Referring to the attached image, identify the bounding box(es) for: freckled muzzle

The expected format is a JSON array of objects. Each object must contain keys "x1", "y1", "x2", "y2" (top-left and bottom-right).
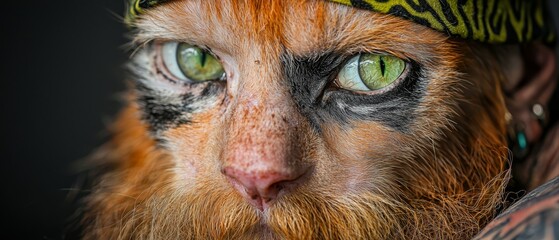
[{"x1": 219, "y1": 89, "x2": 313, "y2": 211}]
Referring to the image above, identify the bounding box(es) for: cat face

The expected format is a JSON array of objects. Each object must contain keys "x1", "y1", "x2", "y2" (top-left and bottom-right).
[{"x1": 84, "y1": 1, "x2": 510, "y2": 239}]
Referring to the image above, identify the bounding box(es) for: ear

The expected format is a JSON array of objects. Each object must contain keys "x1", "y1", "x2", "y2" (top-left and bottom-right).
[{"x1": 506, "y1": 43, "x2": 557, "y2": 144}]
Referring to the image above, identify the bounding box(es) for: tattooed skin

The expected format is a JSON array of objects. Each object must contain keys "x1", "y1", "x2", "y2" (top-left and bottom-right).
[{"x1": 474, "y1": 177, "x2": 559, "y2": 240}]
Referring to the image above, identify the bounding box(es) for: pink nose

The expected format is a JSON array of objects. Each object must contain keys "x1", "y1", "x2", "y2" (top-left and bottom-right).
[{"x1": 223, "y1": 167, "x2": 307, "y2": 210}]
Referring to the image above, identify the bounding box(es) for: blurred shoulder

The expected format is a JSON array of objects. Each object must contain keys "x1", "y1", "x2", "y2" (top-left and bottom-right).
[{"x1": 474, "y1": 177, "x2": 559, "y2": 240}]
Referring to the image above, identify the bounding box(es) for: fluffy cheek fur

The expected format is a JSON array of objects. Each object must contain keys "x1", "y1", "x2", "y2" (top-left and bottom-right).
[{"x1": 82, "y1": 1, "x2": 511, "y2": 239}]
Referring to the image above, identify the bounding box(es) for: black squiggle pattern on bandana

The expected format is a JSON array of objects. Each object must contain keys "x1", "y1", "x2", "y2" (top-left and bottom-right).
[
  {"x1": 329, "y1": 0, "x2": 556, "y2": 44},
  {"x1": 125, "y1": 0, "x2": 556, "y2": 44}
]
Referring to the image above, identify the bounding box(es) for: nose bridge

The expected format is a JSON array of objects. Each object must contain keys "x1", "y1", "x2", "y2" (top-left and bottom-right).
[
  {"x1": 225, "y1": 85, "x2": 296, "y2": 174},
  {"x1": 220, "y1": 53, "x2": 311, "y2": 209},
  {"x1": 223, "y1": 47, "x2": 300, "y2": 169}
]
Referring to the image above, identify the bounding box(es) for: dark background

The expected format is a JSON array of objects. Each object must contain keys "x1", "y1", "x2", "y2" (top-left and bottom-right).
[
  {"x1": 2, "y1": 1, "x2": 127, "y2": 239},
  {"x1": 1, "y1": 1, "x2": 558, "y2": 239}
]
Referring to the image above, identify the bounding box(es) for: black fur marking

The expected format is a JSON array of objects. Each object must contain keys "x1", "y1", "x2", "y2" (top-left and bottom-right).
[
  {"x1": 135, "y1": 81, "x2": 194, "y2": 133},
  {"x1": 126, "y1": 48, "x2": 224, "y2": 137},
  {"x1": 200, "y1": 82, "x2": 223, "y2": 98},
  {"x1": 135, "y1": 81, "x2": 224, "y2": 135},
  {"x1": 283, "y1": 52, "x2": 344, "y2": 131},
  {"x1": 283, "y1": 52, "x2": 425, "y2": 133}
]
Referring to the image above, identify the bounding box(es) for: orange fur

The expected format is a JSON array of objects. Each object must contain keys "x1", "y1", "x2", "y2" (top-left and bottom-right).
[{"x1": 82, "y1": 1, "x2": 513, "y2": 239}]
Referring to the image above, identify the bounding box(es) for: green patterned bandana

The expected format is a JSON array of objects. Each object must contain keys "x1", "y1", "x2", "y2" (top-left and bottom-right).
[
  {"x1": 126, "y1": 0, "x2": 556, "y2": 44},
  {"x1": 126, "y1": 0, "x2": 169, "y2": 23}
]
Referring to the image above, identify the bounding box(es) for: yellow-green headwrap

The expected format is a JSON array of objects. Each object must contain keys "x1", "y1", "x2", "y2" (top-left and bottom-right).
[
  {"x1": 126, "y1": 0, "x2": 556, "y2": 44},
  {"x1": 126, "y1": 0, "x2": 169, "y2": 24}
]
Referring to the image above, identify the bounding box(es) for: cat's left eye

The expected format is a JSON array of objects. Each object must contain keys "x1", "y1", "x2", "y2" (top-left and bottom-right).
[
  {"x1": 161, "y1": 42, "x2": 225, "y2": 82},
  {"x1": 336, "y1": 53, "x2": 407, "y2": 93}
]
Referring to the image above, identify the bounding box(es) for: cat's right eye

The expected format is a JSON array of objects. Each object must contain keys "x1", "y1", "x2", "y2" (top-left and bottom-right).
[{"x1": 160, "y1": 42, "x2": 225, "y2": 83}]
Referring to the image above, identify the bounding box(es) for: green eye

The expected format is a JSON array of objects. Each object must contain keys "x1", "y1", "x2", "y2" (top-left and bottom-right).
[
  {"x1": 161, "y1": 42, "x2": 225, "y2": 82},
  {"x1": 337, "y1": 53, "x2": 406, "y2": 92}
]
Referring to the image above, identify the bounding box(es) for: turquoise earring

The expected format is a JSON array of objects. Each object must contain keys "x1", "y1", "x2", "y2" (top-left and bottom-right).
[{"x1": 506, "y1": 112, "x2": 529, "y2": 161}]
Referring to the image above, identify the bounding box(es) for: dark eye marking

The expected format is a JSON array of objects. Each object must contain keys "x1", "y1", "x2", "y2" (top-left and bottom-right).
[
  {"x1": 126, "y1": 49, "x2": 224, "y2": 139},
  {"x1": 282, "y1": 51, "x2": 426, "y2": 133},
  {"x1": 135, "y1": 81, "x2": 194, "y2": 132},
  {"x1": 136, "y1": 81, "x2": 224, "y2": 138}
]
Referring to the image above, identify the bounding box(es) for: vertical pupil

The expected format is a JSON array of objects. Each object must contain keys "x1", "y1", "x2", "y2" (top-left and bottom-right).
[
  {"x1": 379, "y1": 56, "x2": 386, "y2": 76},
  {"x1": 200, "y1": 51, "x2": 206, "y2": 67}
]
